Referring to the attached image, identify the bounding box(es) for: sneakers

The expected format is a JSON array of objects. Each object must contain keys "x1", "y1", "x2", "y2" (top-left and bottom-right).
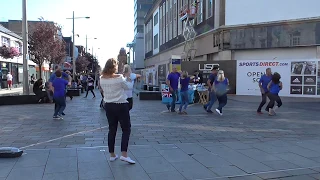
[
  {"x1": 109, "y1": 155, "x2": 135, "y2": 164},
  {"x1": 268, "y1": 108, "x2": 275, "y2": 116},
  {"x1": 53, "y1": 115, "x2": 63, "y2": 120},
  {"x1": 215, "y1": 109, "x2": 223, "y2": 116},
  {"x1": 206, "y1": 110, "x2": 213, "y2": 113},
  {"x1": 178, "y1": 111, "x2": 187, "y2": 115},
  {"x1": 110, "y1": 155, "x2": 118, "y2": 162},
  {"x1": 257, "y1": 111, "x2": 263, "y2": 115},
  {"x1": 120, "y1": 156, "x2": 136, "y2": 164}
]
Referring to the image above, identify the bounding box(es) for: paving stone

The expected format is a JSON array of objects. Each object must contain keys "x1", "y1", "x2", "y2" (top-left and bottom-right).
[
  {"x1": 238, "y1": 148, "x2": 281, "y2": 162},
  {"x1": 138, "y1": 156, "x2": 176, "y2": 173},
  {"x1": 279, "y1": 175, "x2": 316, "y2": 180},
  {"x1": 42, "y1": 171, "x2": 78, "y2": 180},
  {"x1": 14, "y1": 152, "x2": 49, "y2": 168},
  {"x1": 109, "y1": 162, "x2": 150, "y2": 180},
  {"x1": 274, "y1": 153, "x2": 319, "y2": 167},
  {"x1": 261, "y1": 160, "x2": 300, "y2": 170},
  {"x1": 308, "y1": 173, "x2": 320, "y2": 179},
  {"x1": 256, "y1": 171, "x2": 291, "y2": 179},
  {"x1": 229, "y1": 175, "x2": 262, "y2": 180},
  {"x1": 158, "y1": 149, "x2": 195, "y2": 163},
  {"x1": 175, "y1": 143, "x2": 209, "y2": 154},
  {"x1": 130, "y1": 148, "x2": 161, "y2": 158},
  {"x1": 192, "y1": 152, "x2": 232, "y2": 168},
  {"x1": 148, "y1": 171, "x2": 186, "y2": 180},
  {"x1": 210, "y1": 165, "x2": 247, "y2": 177},
  {"x1": 45, "y1": 157, "x2": 78, "y2": 173},
  {"x1": 172, "y1": 160, "x2": 218, "y2": 180},
  {"x1": 221, "y1": 141, "x2": 253, "y2": 150},
  {"x1": 284, "y1": 168, "x2": 318, "y2": 176},
  {"x1": 6, "y1": 166, "x2": 45, "y2": 180}
]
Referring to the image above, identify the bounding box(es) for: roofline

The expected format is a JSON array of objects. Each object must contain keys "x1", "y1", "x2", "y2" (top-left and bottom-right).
[
  {"x1": 144, "y1": 0, "x2": 162, "y2": 23},
  {"x1": 221, "y1": 16, "x2": 320, "y2": 29},
  {"x1": 0, "y1": 25, "x2": 22, "y2": 40}
]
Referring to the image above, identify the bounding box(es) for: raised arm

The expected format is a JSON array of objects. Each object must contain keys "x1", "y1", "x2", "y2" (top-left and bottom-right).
[
  {"x1": 121, "y1": 76, "x2": 134, "y2": 90},
  {"x1": 267, "y1": 81, "x2": 272, "y2": 91}
]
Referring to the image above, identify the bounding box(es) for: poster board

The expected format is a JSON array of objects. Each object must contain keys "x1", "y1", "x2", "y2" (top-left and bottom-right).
[{"x1": 236, "y1": 60, "x2": 320, "y2": 97}]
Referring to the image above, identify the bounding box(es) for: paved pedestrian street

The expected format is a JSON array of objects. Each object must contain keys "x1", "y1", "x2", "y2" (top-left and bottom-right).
[{"x1": 0, "y1": 93, "x2": 320, "y2": 180}]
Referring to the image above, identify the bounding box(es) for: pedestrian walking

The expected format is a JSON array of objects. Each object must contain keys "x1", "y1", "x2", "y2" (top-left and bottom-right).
[
  {"x1": 257, "y1": 68, "x2": 272, "y2": 114},
  {"x1": 123, "y1": 64, "x2": 141, "y2": 110},
  {"x1": 84, "y1": 75, "x2": 96, "y2": 98},
  {"x1": 203, "y1": 67, "x2": 219, "y2": 113},
  {"x1": 100, "y1": 58, "x2": 135, "y2": 164},
  {"x1": 6, "y1": 72, "x2": 13, "y2": 90},
  {"x1": 213, "y1": 70, "x2": 229, "y2": 116},
  {"x1": 52, "y1": 70, "x2": 68, "y2": 120},
  {"x1": 266, "y1": 72, "x2": 283, "y2": 116}
]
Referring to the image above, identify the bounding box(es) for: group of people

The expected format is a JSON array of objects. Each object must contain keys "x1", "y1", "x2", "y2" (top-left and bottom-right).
[
  {"x1": 166, "y1": 66, "x2": 230, "y2": 115},
  {"x1": 257, "y1": 68, "x2": 283, "y2": 116}
]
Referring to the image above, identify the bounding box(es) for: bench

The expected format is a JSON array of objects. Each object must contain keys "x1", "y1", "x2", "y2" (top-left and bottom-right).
[
  {"x1": 0, "y1": 95, "x2": 38, "y2": 106},
  {"x1": 139, "y1": 91, "x2": 162, "y2": 100},
  {"x1": 67, "y1": 89, "x2": 81, "y2": 96}
]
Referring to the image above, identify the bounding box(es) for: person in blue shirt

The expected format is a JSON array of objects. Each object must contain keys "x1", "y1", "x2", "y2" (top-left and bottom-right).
[
  {"x1": 203, "y1": 67, "x2": 219, "y2": 113},
  {"x1": 213, "y1": 70, "x2": 229, "y2": 115},
  {"x1": 52, "y1": 70, "x2": 68, "y2": 119},
  {"x1": 166, "y1": 66, "x2": 181, "y2": 112},
  {"x1": 49, "y1": 66, "x2": 71, "y2": 115},
  {"x1": 266, "y1": 72, "x2": 283, "y2": 116},
  {"x1": 178, "y1": 71, "x2": 194, "y2": 115},
  {"x1": 257, "y1": 68, "x2": 272, "y2": 114}
]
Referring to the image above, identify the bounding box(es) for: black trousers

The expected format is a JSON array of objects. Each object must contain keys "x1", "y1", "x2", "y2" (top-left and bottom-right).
[
  {"x1": 257, "y1": 92, "x2": 269, "y2": 112},
  {"x1": 105, "y1": 103, "x2": 131, "y2": 153},
  {"x1": 266, "y1": 93, "x2": 282, "y2": 109},
  {"x1": 127, "y1": 98, "x2": 133, "y2": 110}
]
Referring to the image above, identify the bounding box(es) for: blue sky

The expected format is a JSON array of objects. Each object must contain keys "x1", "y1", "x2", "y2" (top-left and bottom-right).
[{"x1": 1, "y1": 0, "x2": 134, "y2": 66}]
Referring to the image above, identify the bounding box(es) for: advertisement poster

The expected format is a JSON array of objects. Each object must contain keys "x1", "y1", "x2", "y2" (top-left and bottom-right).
[
  {"x1": 158, "y1": 64, "x2": 167, "y2": 85},
  {"x1": 236, "y1": 60, "x2": 319, "y2": 97},
  {"x1": 169, "y1": 58, "x2": 181, "y2": 72}
]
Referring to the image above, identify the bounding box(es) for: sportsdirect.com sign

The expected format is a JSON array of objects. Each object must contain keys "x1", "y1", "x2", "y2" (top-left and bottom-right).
[{"x1": 236, "y1": 60, "x2": 320, "y2": 97}]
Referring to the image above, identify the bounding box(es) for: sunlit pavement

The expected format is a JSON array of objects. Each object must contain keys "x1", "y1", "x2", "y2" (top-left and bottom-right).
[{"x1": 0, "y1": 91, "x2": 320, "y2": 180}]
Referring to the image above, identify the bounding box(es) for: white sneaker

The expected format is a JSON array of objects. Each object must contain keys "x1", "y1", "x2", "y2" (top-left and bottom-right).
[
  {"x1": 273, "y1": 106, "x2": 278, "y2": 114},
  {"x1": 120, "y1": 156, "x2": 136, "y2": 164},
  {"x1": 215, "y1": 109, "x2": 223, "y2": 116},
  {"x1": 110, "y1": 155, "x2": 118, "y2": 162},
  {"x1": 268, "y1": 108, "x2": 274, "y2": 116}
]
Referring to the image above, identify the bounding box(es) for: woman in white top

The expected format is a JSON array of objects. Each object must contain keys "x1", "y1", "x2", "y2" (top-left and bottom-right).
[
  {"x1": 123, "y1": 64, "x2": 141, "y2": 110},
  {"x1": 99, "y1": 58, "x2": 135, "y2": 164}
]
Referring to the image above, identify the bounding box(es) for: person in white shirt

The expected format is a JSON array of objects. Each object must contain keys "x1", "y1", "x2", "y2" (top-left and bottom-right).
[
  {"x1": 100, "y1": 58, "x2": 135, "y2": 164},
  {"x1": 6, "y1": 72, "x2": 13, "y2": 90},
  {"x1": 123, "y1": 64, "x2": 141, "y2": 110}
]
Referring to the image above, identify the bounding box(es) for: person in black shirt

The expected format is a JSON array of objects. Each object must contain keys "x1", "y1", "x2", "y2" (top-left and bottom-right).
[
  {"x1": 33, "y1": 78, "x2": 46, "y2": 103},
  {"x1": 193, "y1": 70, "x2": 203, "y2": 84},
  {"x1": 84, "y1": 75, "x2": 96, "y2": 98}
]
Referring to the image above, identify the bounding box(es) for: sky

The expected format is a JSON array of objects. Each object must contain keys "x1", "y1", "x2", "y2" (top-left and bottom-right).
[{"x1": 0, "y1": 0, "x2": 134, "y2": 66}]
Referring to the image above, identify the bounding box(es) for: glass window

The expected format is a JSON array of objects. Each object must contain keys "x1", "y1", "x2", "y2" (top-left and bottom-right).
[
  {"x1": 206, "y1": 0, "x2": 213, "y2": 19},
  {"x1": 154, "y1": 34, "x2": 159, "y2": 49},
  {"x1": 197, "y1": 0, "x2": 203, "y2": 24},
  {"x1": 154, "y1": 12, "x2": 159, "y2": 26}
]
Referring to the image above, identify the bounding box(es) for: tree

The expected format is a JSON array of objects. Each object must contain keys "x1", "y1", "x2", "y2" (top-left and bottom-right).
[
  {"x1": 50, "y1": 39, "x2": 66, "y2": 68},
  {"x1": 84, "y1": 52, "x2": 99, "y2": 73},
  {"x1": 28, "y1": 19, "x2": 65, "y2": 78},
  {"x1": 0, "y1": 46, "x2": 20, "y2": 59},
  {"x1": 76, "y1": 56, "x2": 90, "y2": 73}
]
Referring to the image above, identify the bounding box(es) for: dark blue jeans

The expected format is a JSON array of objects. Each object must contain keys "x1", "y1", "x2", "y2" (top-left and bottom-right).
[
  {"x1": 205, "y1": 91, "x2": 217, "y2": 110},
  {"x1": 167, "y1": 89, "x2": 178, "y2": 111},
  {"x1": 179, "y1": 91, "x2": 189, "y2": 112},
  {"x1": 53, "y1": 96, "x2": 66, "y2": 116},
  {"x1": 217, "y1": 94, "x2": 227, "y2": 113}
]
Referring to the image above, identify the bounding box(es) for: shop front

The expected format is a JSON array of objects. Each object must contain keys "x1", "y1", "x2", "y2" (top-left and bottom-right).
[{"x1": 236, "y1": 59, "x2": 320, "y2": 97}]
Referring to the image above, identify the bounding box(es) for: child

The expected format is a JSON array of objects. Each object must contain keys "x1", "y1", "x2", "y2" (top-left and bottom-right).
[
  {"x1": 52, "y1": 70, "x2": 68, "y2": 119},
  {"x1": 266, "y1": 72, "x2": 283, "y2": 116},
  {"x1": 178, "y1": 71, "x2": 194, "y2": 114}
]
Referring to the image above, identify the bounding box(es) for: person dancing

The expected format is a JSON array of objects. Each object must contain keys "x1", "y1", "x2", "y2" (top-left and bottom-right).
[
  {"x1": 123, "y1": 64, "x2": 141, "y2": 111},
  {"x1": 213, "y1": 70, "x2": 229, "y2": 116},
  {"x1": 178, "y1": 71, "x2": 194, "y2": 115},
  {"x1": 257, "y1": 68, "x2": 272, "y2": 114},
  {"x1": 266, "y1": 72, "x2": 283, "y2": 116},
  {"x1": 100, "y1": 58, "x2": 135, "y2": 164}
]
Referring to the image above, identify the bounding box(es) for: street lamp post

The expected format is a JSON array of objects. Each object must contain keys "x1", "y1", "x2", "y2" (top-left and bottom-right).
[
  {"x1": 66, "y1": 13, "x2": 90, "y2": 79},
  {"x1": 22, "y1": 0, "x2": 29, "y2": 95}
]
